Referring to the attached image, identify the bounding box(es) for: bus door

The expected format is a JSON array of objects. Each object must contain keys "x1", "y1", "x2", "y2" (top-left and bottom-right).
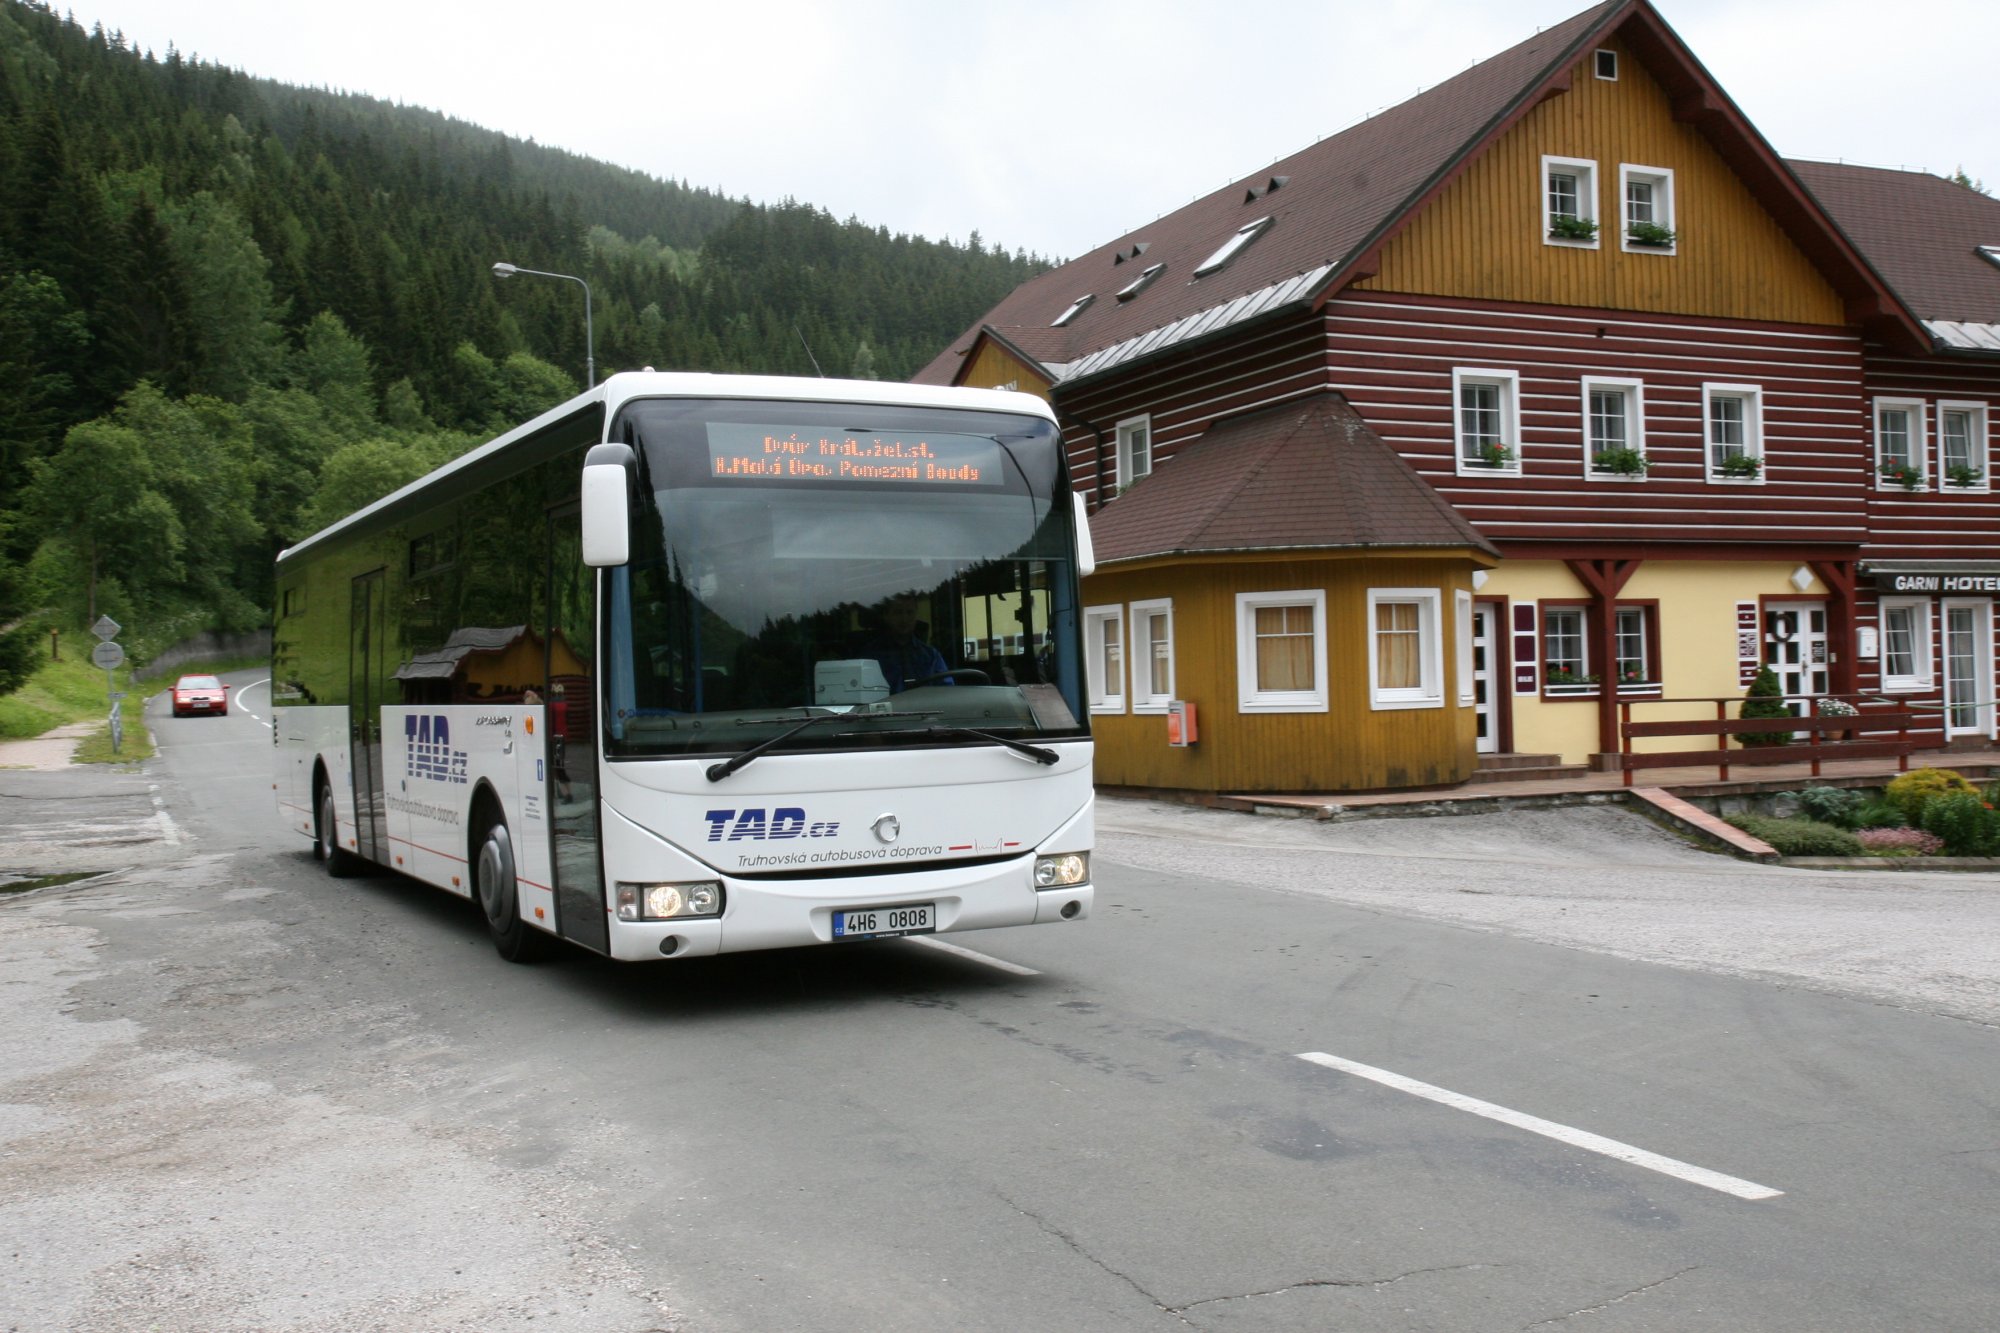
[
  {"x1": 348, "y1": 569, "x2": 389, "y2": 864},
  {"x1": 548, "y1": 504, "x2": 607, "y2": 952}
]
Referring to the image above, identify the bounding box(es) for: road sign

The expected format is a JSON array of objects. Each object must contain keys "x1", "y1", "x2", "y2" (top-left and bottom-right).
[
  {"x1": 91, "y1": 616, "x2": 121, "y2": 641},
  {"x1": 90, "y1": 640, "x2": 125, "y2": 670}
]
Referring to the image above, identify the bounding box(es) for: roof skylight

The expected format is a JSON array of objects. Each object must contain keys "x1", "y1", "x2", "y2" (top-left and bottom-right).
[
  {"x1": 1051, "y1": 293, "x2": 1095, "y2": 327},
  {"x1": 1979, "y1": 245, "x2": 2000, "y2": 272},
  {"x1": 1115, "y1": 263, "x2": 1165, "y2": 301},
  {"x1": 1193, "y1": 217, "x2": 1273, "y2": 277}
]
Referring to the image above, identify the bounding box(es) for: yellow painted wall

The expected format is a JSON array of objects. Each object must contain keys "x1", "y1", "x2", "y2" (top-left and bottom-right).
[
  {"x1": 961, "y1": 340, "x2": 1053, "y2": 400},
  {"x1": 1485, "y1": 559, "x2": 1831, "y2": 764},
  {"x1": 1356, "y1": 38, "x2": 1847, "y2": 325},
  {"x1": 1085, "y1": 552, "x2": 1485, "y2": 793}
]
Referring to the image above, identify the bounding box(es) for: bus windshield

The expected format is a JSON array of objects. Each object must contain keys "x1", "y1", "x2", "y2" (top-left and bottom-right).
[{"x1": 603, "y1": 397, "x2": 1088, "y2": 760}]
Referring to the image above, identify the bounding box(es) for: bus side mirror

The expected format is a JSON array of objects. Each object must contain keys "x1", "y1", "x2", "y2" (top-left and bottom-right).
[
  {"x1": 1072, "y1": 491, "x2": 1096, "y2": 578},
  {"x1": 581, "y1": 443, "x2": 635, "y2": 567}
]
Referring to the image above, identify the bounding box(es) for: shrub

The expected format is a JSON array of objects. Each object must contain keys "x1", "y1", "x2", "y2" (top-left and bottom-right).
[
  {"x1": 1792, "y1": 786, "x2": 1866, "y2": 828},
  {"x1": 1724, "y1": 814, "x2": 1865, "y2": 856},
  {"x1": 1883, "y1": 768, "x2": 1978, "y2": 826},
  {"x1": 1735, "y1": 667, "x2": 1794, "y2": 746},
  {"x1": 1918, "y1": 791, "x2": 2000, "y2": 857},
  {"x1": 1851, "y1": 800, "x2": 1908, "y2": 830},
  {"x1": 1857, "y1": 827, "x2": 1944, "y2": 856}
]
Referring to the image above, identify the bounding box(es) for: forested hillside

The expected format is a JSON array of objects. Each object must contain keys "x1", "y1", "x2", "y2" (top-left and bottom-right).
[{"x1": 0, "y1": 0, "x2": 1047, "y2": 686}]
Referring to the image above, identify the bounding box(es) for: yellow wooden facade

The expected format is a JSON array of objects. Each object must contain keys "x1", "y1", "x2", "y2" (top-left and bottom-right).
[
  {"x1": 1083, "y1": 552, "x2": 1485, "y2": 793},
  {"x1": 959, "y1": 338, "x2": 1053, "y2": 399},
  {"x1": 1354, "y1": 37, "x2": 1847, "y2": 326}
]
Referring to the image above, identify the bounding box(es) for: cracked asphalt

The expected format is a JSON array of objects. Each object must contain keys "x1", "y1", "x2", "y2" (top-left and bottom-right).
[{"x1": 3, "y1": 678, "x2": 1997, "y2": 1330}]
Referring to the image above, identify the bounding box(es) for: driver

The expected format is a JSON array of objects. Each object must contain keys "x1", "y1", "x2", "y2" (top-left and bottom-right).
[{"x1": 864, "y1": 596, "x2": 950, "y2": 693}]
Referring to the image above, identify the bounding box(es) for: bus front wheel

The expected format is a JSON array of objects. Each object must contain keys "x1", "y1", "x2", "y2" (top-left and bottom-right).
[
  {"x1": 316, "y1": 778, "x2": 361, "y2": 878},
  {"x1": 473, "y1": 808, "x2": 553, "y2": 963}
]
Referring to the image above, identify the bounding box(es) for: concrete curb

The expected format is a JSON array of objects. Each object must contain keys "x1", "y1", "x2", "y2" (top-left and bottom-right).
[{"x1": 1779, "y1": 856, "x2": 2000, "y2": 873}]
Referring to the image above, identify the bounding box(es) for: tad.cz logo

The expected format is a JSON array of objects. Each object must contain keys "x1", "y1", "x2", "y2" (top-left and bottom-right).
[
  {"x1": 406, "y1": 715, "x2": 468, "y2": 785},
  {"x1": 703, "y1": 808, "x2": 839, "y2": 842}
]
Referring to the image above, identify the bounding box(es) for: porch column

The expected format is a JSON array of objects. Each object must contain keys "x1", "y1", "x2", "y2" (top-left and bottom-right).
[
  {"x1": 1809, "y1": 559, "x2": 1858, "y2": 696},
  {"x1": 1565, "y1": 558, "x2": 1643, "y2": 762}
]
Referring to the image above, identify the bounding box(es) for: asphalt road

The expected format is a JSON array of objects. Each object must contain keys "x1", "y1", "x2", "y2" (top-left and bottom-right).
[{"x1": 3, "y1": 670, "x2": 1997, "y2": 1331}]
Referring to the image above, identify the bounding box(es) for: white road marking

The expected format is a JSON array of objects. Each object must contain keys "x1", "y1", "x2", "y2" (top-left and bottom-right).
[
  {"x1": 1296, "y1": 1052, "x2": 1782, "y2": 1201},
  {"x1": 146, "y1": 783, "x2": 185, "y2": 846},
  {"x1": 234, "y1": 677, "x2": 274, "y2": 729},
  {"x1": 906, "y1": 935, "x2": 1040, "y2": 976}
]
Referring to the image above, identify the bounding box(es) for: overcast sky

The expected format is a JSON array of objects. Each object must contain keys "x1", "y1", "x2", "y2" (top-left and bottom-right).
[{"x1": 75, "y1": 0, "x2": 2000, "y2": 261}]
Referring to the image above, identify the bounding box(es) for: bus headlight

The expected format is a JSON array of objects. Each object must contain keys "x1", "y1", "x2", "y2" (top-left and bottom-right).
[
  {"x1": 1034, "y1": 853, "x2": 1088, "y2": 888},
  {"x1": 616, "y1": 880, "x2": 724, "y2": 921}
]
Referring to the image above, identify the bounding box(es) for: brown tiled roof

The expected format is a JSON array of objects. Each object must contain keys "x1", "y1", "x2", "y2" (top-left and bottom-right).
[
  {"x1": 1788, "y1": 160, "x2": 2000, "y2": 326},
  {"x1": 915, "y1": 0, "x2": 1927, "y2": 388},
  {"x1": 1088, "y1": 395, "x2": 1498, "y2": 565}
]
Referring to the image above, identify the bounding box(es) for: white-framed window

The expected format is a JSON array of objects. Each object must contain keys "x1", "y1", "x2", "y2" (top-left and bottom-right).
[
  {"x1": 1084, "y1": 604, "x2": 1125, "y2": 713},
  {"x1": 1236, "y1": 589, "x2": 1328, "y2": 713},
  {"x1": 1543, "y1": 607, "x2": 1588, "y2": 680},
  {"x1": 1115, "y1": 414, "x2": 1151, "y2": 489},
  {"x1": 1874, "y1": 397, "x2": 1927, "y2": 491},
  {"x1": 1455, "y1": 590, "x2": 1475, "y2": 706},
  {"x1": 1879, "y1": 598, "x2": 1933, "y2": 690},
  {"x1": 1542, "y1": 155, "x2": 1600, "y2": 247},
  {"x1": 1703, "y1": 383, "x2": 1764, "y2": 482},
  {"x1": 1453, "y1": 367, "x2": 1522, "y2": 474},
  {"x1": 1368, "y1": 589, "x2": 1444, "y2": 711},
  {"x1": 1594, "y1": 49, "x2": 1618, "y2": 80},
  {"x1": 1582, "y1": 376, "x2": 1646, "y2": 478},
  {"x1": 1938, "y1": 400, "x2": 1989, "y2": 491},
  {"x1": 1129, "y1": 599, "x2": 1174, "y2": 713},
  {"x1": 1619, "y1": 164, "x2": 1676, "y2": 252},
  {"x1": 1615, "y1": 607, "x2": 1649, "y2": 683}
]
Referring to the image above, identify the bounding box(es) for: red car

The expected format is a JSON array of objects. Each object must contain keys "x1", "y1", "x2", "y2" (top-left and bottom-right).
[{"x1": 170, "y1": 674, "x2": 229, "y2": 717}]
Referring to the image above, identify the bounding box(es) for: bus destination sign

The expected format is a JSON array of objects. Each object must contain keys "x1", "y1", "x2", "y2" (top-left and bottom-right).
[{"x1": 705, "y1": 424, "x2": 1005, "y2": 486}]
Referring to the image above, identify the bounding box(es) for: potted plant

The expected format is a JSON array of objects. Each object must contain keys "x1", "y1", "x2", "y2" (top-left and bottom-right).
[
  {"x1": 1618, "y1": 665, "x2": 1649, "y2": 686},
  {"x1": 1549, "y1": 215, "x2": 1599, "y2": 241},
  {"x1": 1878, "y1": 458, "x2": 1925, "y2": 490},
  {"x1": 1470, "y1": 442, "x2": 1516, "y2": 468},
  {"x1": 1718, "y1": 454, "x2": 1762, "y2": 480},
  {"x1": 1946, "y1": 463, "x2": 1985, "y2": 488},
  {"x1": 1626, "y1": 221, "x2": 1677, "y2": 247},
  {"x1": 1735, "y1": 666, "x2": 1793, "y2": 745},
  {"x1": 1591, "y1": 447, "x2": 1650, "y2": 476},
  {"x1": 1815, "y1": 695, "x2": 1859, "y2": 741},
  {"x1": 1544, "y1": 666, "x2": 1600, "y2": 690}
]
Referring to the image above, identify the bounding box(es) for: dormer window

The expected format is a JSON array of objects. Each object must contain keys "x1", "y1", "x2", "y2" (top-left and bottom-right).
[
  {"x1": 1194, "y1": 217, "x2": 1272, "y2": 277},
  {"x1": 1116, "y1": 263, "x2": 1165, "y2": 301},
  {"x1": 1051, "y1": 294, "x2": 1094, "y2": 327}
]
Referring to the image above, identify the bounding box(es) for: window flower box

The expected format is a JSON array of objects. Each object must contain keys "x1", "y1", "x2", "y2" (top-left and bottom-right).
[
  {"x1": 1591, "y1": 447, "x2": 1650, "y2": 477},
  {"x1": 1878, "y1": 459, "x2": 1925, "y2": 490},
  {"x1": 1468, "y1": 442, "x2": 1516, "y2": 469},
  {"x1": 1548, "y1": 215, "x2": 1599, "y2": 241},
  {"x1": 1626, "y1": 221, "x2": 1677, "y2": 247},
  {"x1": 1716, "y1": 454, "x2": 1762, "y2": 480},
  {"x1": 1946, "y1": 464, "x2": 1985, "y2": 488}
]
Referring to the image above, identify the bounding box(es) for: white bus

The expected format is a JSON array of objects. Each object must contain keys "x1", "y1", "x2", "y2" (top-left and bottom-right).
[{"x1": 274, "y1": 372, "x2": 1095, "y2": 962}]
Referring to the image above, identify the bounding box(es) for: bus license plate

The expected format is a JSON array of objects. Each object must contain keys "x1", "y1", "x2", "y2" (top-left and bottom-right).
[{"x1": 832, "y1": 903, "x2": 935, "y2": 939}]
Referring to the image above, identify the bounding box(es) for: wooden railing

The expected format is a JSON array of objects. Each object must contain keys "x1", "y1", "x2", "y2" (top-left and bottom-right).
[{"x1": 1618, "y1": 695, "x2": 1936, "y2": 786}]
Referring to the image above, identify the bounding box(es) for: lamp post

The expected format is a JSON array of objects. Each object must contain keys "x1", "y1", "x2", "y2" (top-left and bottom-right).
[{"x1": 490, "y1": 261, "x2": 595, "y2": 387}]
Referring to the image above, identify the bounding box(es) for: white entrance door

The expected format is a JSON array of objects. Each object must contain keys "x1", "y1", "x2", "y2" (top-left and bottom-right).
[
  {"x1": 1471, "y1": 604, "x2": 1499, "y2": 754},
  {"x1": 1942, "y1": 601, "x2": 1994, "y2": 739},
  {"x1": 1762, "y1": 602, "x2": 1828, "y2": 713}
]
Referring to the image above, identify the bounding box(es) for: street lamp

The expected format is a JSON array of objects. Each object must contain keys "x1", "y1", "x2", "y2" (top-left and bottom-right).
[{"x1": 490, "y1": 261, "x2": 595, "y2": 387}]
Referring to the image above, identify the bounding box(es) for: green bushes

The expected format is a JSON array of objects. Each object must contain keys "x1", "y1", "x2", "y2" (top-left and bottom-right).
[
  {"x1": 1735, "y1": 667, "x2": 1794, "y2": 745},
  {"x1": 1725, "y1": 814, "x2": 1865, "y2": 856},
  {"x1": 1793, "y1": 786, "x2": 1867, "y2": 827},
  {"x1": 1919, "y1": 791, "x2": 2000, "y2": 856},
  {"x1": 1883, "y1": 768, "x2": 1979, "y2": 825}
]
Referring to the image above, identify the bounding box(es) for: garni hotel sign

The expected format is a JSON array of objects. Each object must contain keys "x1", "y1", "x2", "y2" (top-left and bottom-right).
[{"x1": 1876, "y1": 571, "x2": 2000, "y2": 594}]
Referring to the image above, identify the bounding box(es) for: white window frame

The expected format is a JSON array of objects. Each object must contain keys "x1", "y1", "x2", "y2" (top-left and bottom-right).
[
  {"x1": 1542, "y1": 155, "x2": 1600, "y2": 249},
  {"x1": 1879, "y1": 597, "x2": 1933, "y2": 691},
  {"x1": 1452, "y1": 367, "x2": 1522, "y2": 476},
  {"x1": 1194, "y1": 216, "x2": 1272, "y2": 277},
  {"x1": 1619, "y1": 164, "x2": 1677, "y2": 254},
  {"x1": 1594, "y1": 49, "x2": 1618, "y2": 80},
  {"x1": 1084, "y1": 604, "x2": 1126, "y2": 714},
  {"x1": 1115, "y1": 413, "x2": 1152, "y2": 489},
  {"x1": 1874, "y1": 396, "x2": 1927, "y2": 492},
  {"x1": 1937, "y1": 400, "x2": 1990, "y2": 492},
  {"x1": 1543, "y1": 607, "x2": 1588, "y2": 679},
  {"x1": 1129, "y1": 598, "x2": 1175, "y2": 714},
  {"x1": 1367, "y1": 588, "x2": 1444, "y2": 711},
  {"x1": 1455, "y1": 590, "x2": 1475, "y2": 707},
  {"x1": 1702, "y1": 383, "x2": 1765, "y2": 483},
  {"x1": 1236, "y1": 589, "x2": 1328, "y2": 713},
  {"x1": 1581, "y1": 375, "x2": 1646, "y2": 479}
]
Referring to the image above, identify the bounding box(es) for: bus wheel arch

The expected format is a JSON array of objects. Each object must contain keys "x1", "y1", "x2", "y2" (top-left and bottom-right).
[
  {"x1": 314, "y1": 762, "x2": 361, "y2": 878},
  {"x1": 469, "y1": 786, "x2": 552, "y2": 963}
]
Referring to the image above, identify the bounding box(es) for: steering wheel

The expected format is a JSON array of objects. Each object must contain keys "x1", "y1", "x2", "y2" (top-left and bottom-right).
[{"x1": 907, "y1": 668, "x2": 989, "y2": 687}]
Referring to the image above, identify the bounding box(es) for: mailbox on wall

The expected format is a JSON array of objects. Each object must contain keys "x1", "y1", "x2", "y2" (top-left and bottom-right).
[{"x1": 1167, "y1": 700, "x2": 1198, "y2": 747}]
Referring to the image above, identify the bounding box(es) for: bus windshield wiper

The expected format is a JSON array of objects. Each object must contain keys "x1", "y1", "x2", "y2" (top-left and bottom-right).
[
  {"x1": 706, "y1": 710, "x2": 938, "y2": 781},
  {"x1": 924, "y1": 726, "x2": 1060, "y2": 765}
]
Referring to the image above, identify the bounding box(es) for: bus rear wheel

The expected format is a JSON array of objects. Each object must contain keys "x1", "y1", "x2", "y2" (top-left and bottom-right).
[
  {"x1": 316, "y1": 778, "x2": 361, "y2": 878},
  {"x1": 473, "y1": 808, "x2": 553, "y2": 963}
]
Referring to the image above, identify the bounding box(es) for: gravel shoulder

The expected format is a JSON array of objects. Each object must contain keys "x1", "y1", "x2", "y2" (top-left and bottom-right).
[{"x1": 1096, "y1": 796, "x2": 2000, "y2": 1027}]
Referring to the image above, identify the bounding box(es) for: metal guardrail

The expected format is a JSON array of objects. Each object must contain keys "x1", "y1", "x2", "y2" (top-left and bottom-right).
[{"x1": 1618, "y1": 695, "x2": 1936, "y2": 787}]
